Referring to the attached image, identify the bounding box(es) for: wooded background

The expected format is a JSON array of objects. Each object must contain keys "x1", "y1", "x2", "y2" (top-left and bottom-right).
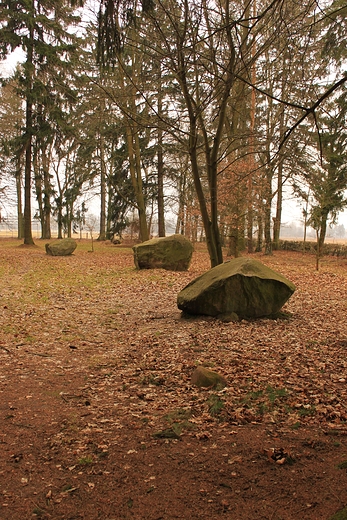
[{"x1": 0, "y1": 0, "x2": 346, "y2": 265}]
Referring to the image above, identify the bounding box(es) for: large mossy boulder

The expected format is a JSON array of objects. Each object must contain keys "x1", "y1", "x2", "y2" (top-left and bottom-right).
[
  {"x1": 133, "y1": 234, "x2": 194, "y2": 271},
  {"x1": 45, "y1": 238, "x2": 77, "y2": 256},
  {"x1": 177, "y1": 257, "x2": 295, "y2": 319}
]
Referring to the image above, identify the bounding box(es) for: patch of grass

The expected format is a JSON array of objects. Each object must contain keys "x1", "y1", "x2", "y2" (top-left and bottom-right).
[
  {"x1": 248, "y1": 389, "x2": 264, "y2": 400},
  {"x1": 266, "y1": 385, "x2": 287, "y2": 405},
  {"x1": 257, "y1": 402, "x2": 268, "y2": 415},
  {"x1": 297, "y1": 406, "x2": 316, "y2": 417},
  {"x1": 240, "y1": 385, "x2": 288, "y2": 416},
  {"x1": 290, "y1": 421, "x2": 301, "y2": 430},
  {"x1": 163, "y1": 407, "x2": 194, "y2": 435},
  {"x1": 153, "y1": 427, "x2": 181, "y2": 439},
  {"x1": 208, "y1": 394, "x2": 225, "y2": 417},
  {"x1": 240, "y1": 389, "x2": 263, "y2": 408},
  {"x1": 337, "y1": 460, "x2": 347, "y2": 470},
  {"x1": 2, "y1": 324, "x2": 16, "y2": 334},
  {"x1": 329, "y1": 506, "x2": 347, "y2": 520},
  {"x1": 61, "y1": 483, "x2": 74, "y2": 492},
  {"x1": 96, "y1": 450, "x2": 108, "y2": 459},
  {"x1": 165, "y1": 408, "x2": 191, "y2": 423},
  {"x1": 78, "y1": 455, "x2": 93, "y2": 465},
  {"x1": 32, "y1": 506, "x2": 46, "y2": 517}
]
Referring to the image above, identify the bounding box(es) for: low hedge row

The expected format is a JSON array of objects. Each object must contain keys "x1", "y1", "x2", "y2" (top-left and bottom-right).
[{"x1": 277, "y1": 240, "x2": 347, "y2": 256}]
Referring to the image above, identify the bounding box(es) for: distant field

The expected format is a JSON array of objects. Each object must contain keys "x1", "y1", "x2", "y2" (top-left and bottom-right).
[
  {"x1": 0, "y1": 232, "x2": 346, "y2": 245},
  {"x1": 283, "y1": 236, "x2": 347, "y2": 244},
  {"x1": 0, "y1": 230, "x2": 92, "y2": 239}
]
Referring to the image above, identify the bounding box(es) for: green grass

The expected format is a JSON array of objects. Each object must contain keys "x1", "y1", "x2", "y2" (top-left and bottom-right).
[
  {"x1": 266, "y1": 385, "x2": 287, "y2": 404},
  {"x1": 329, "y1": 506, "x2": 347, "y2": 520},
  {"x1": 162, "y1": 407, "x2": 194, "y2": 435},
  {"x1": 0, "y1": 239, "x2": 137, "y2": 309},
  {"x1": 297, "y1": 406, "x2": 316, "y2": 417},
  {"x1": 208, "y1": 394, "x2": 225, "y2": 417},
  {"x1": 240, "y1": 385, "x2": 288, "y2": 415},
  {"x1": 78, "y1": 455, "x2": 93, "y2": 465}
]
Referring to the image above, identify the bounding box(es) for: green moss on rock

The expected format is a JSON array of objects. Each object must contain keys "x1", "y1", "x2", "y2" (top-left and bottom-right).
[
  {"x1": 133, "y1": 234, "x2": 194, "y2": 271},
  {"x1": 191, "y1": 366, "x2": 227, "y2": 390},
  {"x1": 178, "y1": 257, "x2": 295, "y2": 318},
  {"x1": 45, "y1": 238, "x2": 77, "y2": 256}
]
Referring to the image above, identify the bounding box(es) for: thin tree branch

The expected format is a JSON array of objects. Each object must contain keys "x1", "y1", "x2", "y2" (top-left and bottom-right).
[{"x1": 279, "y1": 74, "x2": 347, "y2": 148}]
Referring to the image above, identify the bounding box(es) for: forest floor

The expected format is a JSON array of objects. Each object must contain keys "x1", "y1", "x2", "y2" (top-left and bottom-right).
[{"x1": 1, "y1": 238, "x2": 347, "y2": 520}]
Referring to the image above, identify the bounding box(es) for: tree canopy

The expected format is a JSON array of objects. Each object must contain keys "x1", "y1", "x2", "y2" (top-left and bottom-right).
[{"x1": 0, "y1": 0, "x2": 346, "y2": 261}]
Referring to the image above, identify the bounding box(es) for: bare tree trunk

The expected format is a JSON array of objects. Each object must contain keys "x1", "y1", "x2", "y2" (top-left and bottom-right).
[
  {"x1": 247, "y1": 180, "x2": 254, "y2": 253},
  {"x1": 273, "y1": 107, "x2": 285, "y2": 250},
  {"x1": 56, "y1": 197, "x2": 63, "y2": 239},
  {"x1": 23, "y1": 26, "x2": 35, "y2": 246},
  {"x1": 157, "y1": 66, "x2": 165, "y2": 237},
  {"x1": 315, "y1": 229, "x2": 320, "y2": 271},
  {"x1": 157, "y1": 138, "x2": 165, "y2": 237},
  {"x1": 228, "y1": 227, "x2": 239, "y2": 257},
  {"x1": 264, "y1": 169, "x2": 272, "y2": 255},
  {"x1": 24, "y1": 112, "x2": 34, "y2": 239},
  {"x1": 256, "y1": 212, "x2": 263, "y2": 252},
  {"x1": 33, "y1": 150, "x2": 44, "y2": 237},
  {"x1": 98, "y1": 133, "x2": 107, "y2": 240},
  {"x1": 273, "y1": 158, "x2": 284, "y2": 249},
  {"x1": 24, "y1": 113, "x2": 34, "y2": 245},
  {"x1": 124, "y1": 119, "x2": 149, "y2": 242},
  {"x1": 43, "y1": 150, "x2": 52, "y2": 239},
  {"x1": 247, "y1": 0, "x2": 257, "y2": 253},
  {"x1": 189, "y1": 137, "x2": 221, "y2": 266},
  {"x1": 117, "y1": 44, "x2": 149, "y2": 243},
  {"x1": 175, "y1": 160, "x2": 188, "y2": 235},
  {"x1": 319, "y1": 211, "x2": 328, "y2": 252},
  {"x1": 16, "y1": 157, "x2": 24, "y2": 239}
]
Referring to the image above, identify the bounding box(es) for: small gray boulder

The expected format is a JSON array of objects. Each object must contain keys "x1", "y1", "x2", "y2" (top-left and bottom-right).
[
  {"x1": 177, "y1": 257, "x2": 295, "y2": 319},
  {"x1": 133, "y1": 234, "x2": 193, "y2": 271},
  {"x1": 45, "y1": 238, "x2": 77, "y2": 256}
]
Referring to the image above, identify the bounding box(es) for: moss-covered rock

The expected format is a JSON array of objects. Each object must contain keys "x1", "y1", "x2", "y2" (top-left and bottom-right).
[
  {"x1": 177, "y1": 257, "x2": 295, "y2": 318},
  {"x1": 191, "y1": 366, "x2": 227, "y2": 389},
  {"x1": 45, "y1": 238, "x2": 77, "y2": 256},
  {"x1": 133, "y1": 234, "x2": 194, "y2": 271},
  {"x1": 329, "y1": 507, "x2": 347, "y2": 520}
]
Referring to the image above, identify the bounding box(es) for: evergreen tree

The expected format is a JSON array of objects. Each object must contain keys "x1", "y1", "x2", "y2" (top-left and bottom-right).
[
  {"x1": 0, "y1": 0, "x2": 84, "y2": 244},
  {"x1": 0, "y1": 77, "x2": 25, "y2": 237},
  {"x1": 296, "y1": 89, "x2": 347, "y2": 254}
]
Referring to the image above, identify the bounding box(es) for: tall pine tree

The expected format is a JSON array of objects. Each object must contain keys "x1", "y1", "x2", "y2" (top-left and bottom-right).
[{"x1": 0, "y1": 0, "x2": 84, "y2": 244}]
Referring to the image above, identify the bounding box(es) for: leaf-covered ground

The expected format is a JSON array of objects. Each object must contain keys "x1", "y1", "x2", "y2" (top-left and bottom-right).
[{"x1": 1, "y1": 239, "x2": 347, "y2": 520}]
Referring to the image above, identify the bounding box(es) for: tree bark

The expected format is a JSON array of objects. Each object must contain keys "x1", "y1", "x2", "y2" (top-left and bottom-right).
[
  {"x1": 157, "y1": 65, "x2": 165, "y2": 237},
  {"x1": 23, "y1": 32, "x2": 35, "y2": 246},
  {"x1": 98, "y1": 133, "x2": 107, "y2": 240},
  {"x1": 16, "y1": 156, "x2": 24, "y2": 239},
  {"x1": 124, "y1": 119, "x2": 149, "y2": 242}
]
